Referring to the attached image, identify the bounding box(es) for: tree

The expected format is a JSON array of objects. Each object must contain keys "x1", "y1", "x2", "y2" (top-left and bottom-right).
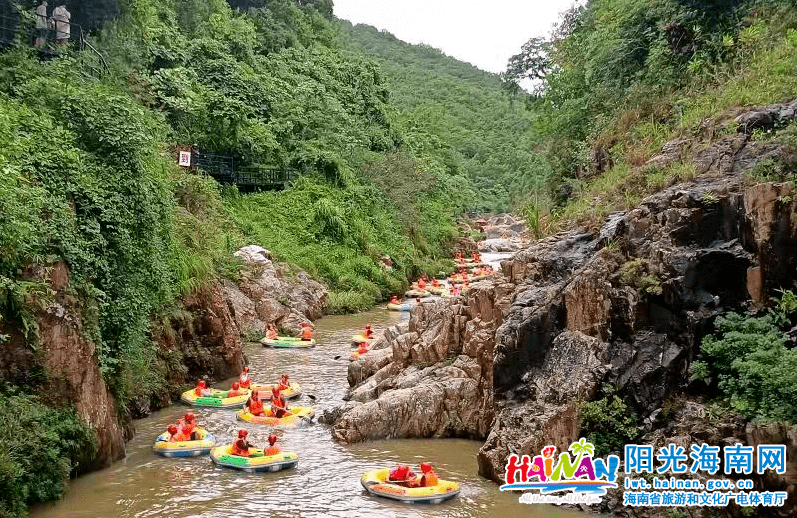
[{"x1": 503, "y1": 36, "x2": 552, "y2": 84}]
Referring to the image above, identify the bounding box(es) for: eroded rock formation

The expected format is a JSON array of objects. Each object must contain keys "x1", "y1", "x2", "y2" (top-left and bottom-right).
[
  {"x1": 326, "y1": 102, "x2": 797, "y2": 516},
  {"x1": 221, "y1": 245, "x2": 327, "y2": 336},
  {"x1": 0, "y1": 262, "x2": 125, "y2": 471}
]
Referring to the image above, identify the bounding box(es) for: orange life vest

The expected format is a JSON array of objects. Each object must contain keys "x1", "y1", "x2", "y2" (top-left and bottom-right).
[
  {"x1": 239, "y1": 373, "x2": 250, "y2": 389},
  {"x1": 170, "y1": 431, "x2": 189, "y2": 442},
  {"x1": 248, "y1": 398, "x2": 265, "y2": 416},
  {"x1": 267, "y1": 329, "x2": 278, "y2": 339},
  {"x1": 301, "y1": 328, "x2": 313, "y2": 340},
  {"x1": 227, "y1": 389, "x2": 242, "y2": 397},
  {"x1": 232, "y1": 439, "x2": 251, "y2": 457},
  {"x1": 264, "y1": 446, "x2": 281, "y2": 456},
  {"x1": 271, "y1": 394, "x2": 286, "y2": 415},
  {"x1": 422, "y1": 470, "x2": 439, "y2": 487}
]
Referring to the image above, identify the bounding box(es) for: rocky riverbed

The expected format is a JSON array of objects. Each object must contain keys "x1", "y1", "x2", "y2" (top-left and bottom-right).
[{"x1": 324, "y1": 101, "x2": 797, "y2": 516}]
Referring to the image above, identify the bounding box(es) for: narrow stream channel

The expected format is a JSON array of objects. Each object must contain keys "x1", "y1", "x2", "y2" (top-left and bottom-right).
[{"x1": 33, "y1": 253, "x2": 585, "y2": 518}]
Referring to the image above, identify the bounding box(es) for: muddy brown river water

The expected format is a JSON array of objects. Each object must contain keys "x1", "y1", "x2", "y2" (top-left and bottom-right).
[{"x1": 33, "y1": 254, "x2": 585, "y2": 518}]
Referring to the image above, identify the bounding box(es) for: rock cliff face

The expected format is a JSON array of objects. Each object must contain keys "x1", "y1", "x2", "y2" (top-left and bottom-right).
[
  {"x1": 0, "y1": 262, "x2": 126, "y2": 472},
  {"x1": 0, "y1": 244, "x2": 328, "y2": 473},
  {"x1": 326, "y1": 102, "x2": 797, "y2": 515},
  {"x1": 221, "y1": 245, "x2": 328, "y2": 336},
  {"x1": 139, "y1": 245, "x2": 327, "y2": 416}
]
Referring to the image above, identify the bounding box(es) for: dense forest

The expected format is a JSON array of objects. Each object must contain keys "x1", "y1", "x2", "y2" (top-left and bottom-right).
[
  {"x1": 338, "y1": 21, "x2": 545, "y2": 211},
  {"x1": 1, "y1": 0, "x2": 797, "y2": 515},
  {"x1": 503, "y1": 0, "x2": 797, "y2": 232}
]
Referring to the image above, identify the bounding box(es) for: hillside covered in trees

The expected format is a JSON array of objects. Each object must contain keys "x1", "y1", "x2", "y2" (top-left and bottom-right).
[
  {"x1": 502, "y1": 0, "x2": 797, "y2": 233},
  {"x1": 2, "y1": 0, "x2": 797, "y2": 515},
  {"x1": 338, "y1": 21, "x2": 545, "y2": 212},
  {"x1": 0, "y1": 1, "x2": 473, "y2": 514}
]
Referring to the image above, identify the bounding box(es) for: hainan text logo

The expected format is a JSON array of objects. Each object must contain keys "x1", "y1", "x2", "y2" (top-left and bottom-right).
[{"x1": 500, "y1": 438, "x2": 619, "y2": 505}]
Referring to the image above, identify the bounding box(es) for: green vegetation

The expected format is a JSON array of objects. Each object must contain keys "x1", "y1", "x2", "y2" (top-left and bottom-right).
[
  {"x1": 502, "y1": 0, "x2": 797, "y2": 229},
  {"x1": 0, "y1": 393, "x2": 96, "y2": 518},
  {"x1": 0, "y1": 2, "x2": 475, "y2": 512},
  {"x1": 690, "y1": 290, "x2": 797, "y2": 423},
  {"x1": 577, "y1": 386, "x2": 640, "y2": 457},
  {"x1": 338, "y1": 21, "x2": 544, "y2": 212},
  {"x1": 621, "y1": 258, "x2": 663, "y2": 295}
]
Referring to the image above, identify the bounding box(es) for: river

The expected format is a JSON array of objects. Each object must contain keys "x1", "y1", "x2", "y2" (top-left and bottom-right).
[{"x1": 33, "y1": 253, "x2": 585, "y2": 518}]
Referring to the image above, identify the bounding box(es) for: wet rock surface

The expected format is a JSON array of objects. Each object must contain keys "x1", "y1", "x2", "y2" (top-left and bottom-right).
[
  {"x1": 325, "y1": 104, "x2": 797, "y2": 516},
  {"x1": 0, "y1": 262, "x2": 125, "y2": 472},
  {"x1": 222, "y1": 246, "x2": 327, "y2": 336}
]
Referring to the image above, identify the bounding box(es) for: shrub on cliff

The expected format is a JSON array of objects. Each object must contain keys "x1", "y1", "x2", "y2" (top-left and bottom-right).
[
  {"x1": 0, "y1": 393, "x2": 96, "y2": 518},
  {"x1": 691, "y1": 290, "x2": 797, "y2": 423},
  {"x1": 577, "y1": 386, "x2": 640, "y2": 457}
]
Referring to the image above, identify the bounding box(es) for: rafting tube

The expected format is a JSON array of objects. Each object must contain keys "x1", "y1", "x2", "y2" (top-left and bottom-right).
[
  {"x1": 426, "y1": 286, "x2": 445, "y2": 295},
  {"x1": 387, "y1": 303, "x2": 413, "y2": 311},
  {"x1": 180, "y1": 388, "x2": 251, "y2": 408},
  {"x1": 405, "y1": 290, "x2": 430, "y2": 298},
  {"x1": 261, "y1": 336, "x2": 316, "y2": 348},
  {"x1": 249, "y1": 382, "x2": 302, "y2": 400},
  {"x1": 360, "y1": 468, "x2": 460, "y2": 504},
  {"x1": 152, "y1": 428, "x2": 215, "y2": 458},
  {"x1": 210, "y1": 445, "x2": 298, "y2": 473},
  {"x1": 236, "y1": 406, "x2": 315, "y2": 427}
]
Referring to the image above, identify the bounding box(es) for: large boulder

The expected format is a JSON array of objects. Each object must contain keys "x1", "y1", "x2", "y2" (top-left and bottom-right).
[{"x1": 222, "y1": 246, "x2": 328, "y2": 336}]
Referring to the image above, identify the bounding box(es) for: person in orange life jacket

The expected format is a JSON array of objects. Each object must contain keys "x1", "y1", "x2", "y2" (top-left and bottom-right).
[
  {"x1": 270, "y1": 386, "x2": 288, "y2": 418},
  {"x1": 278, "y1": 373, "x2": 290, "y2": 391},
  {"x1": 227, "y1": 381, "x2": 244, "y2": 397},
  {"x1": 390, "y1": 295, "x2": 400, "y2": 304},
  {"x1": 406, "y1": 462, "x2": 439, "y2": 487},
  {"x1": 178, "y1": 412, "x2": 200, "y2": 440},
  {"x1": 388, "y1": 464, "x2": 417, "y2": 485},
  {"x1": 450, "y1": 284, "x2": 459, "y2": 296},
  {"x1": 300, "y1": 322, "x2": 313, "y2": 341},
  {"x1": 455, "y1": 251, "x2": 462, "y2": 261},
  {"x1": 355, "y1": 341, "x2": 368, "y2": 355},
  {"x1": 266, "y1": 324, "x2": 279, "y2": 340},
  {"x1": 417, "y1": 278, "x2": 426, "y2": 290},
  {"x1": 231, "y1": 429, "x2": 254, "y2": 457},
  {"x1": 246, "y1": 390, "x2": 266, "y2": 416},
  {"x1": 166, "y1": 424, "x2": 184, "y2": 442},
  {"x1": 194, "y1": 380, "x2": 212, "y2": 397},
  {"x1": 238, "y1": 367, "x2": 251, "y2": 389},
  {"x1": 431, "y1": 278, "x2": 440, "y2": 287},
  {"x1": 363, "y1": 324, "x2": 374, "y2": 339},
  {"x1": 264, "y1": 433, "x2": 281, "y2": 456}
]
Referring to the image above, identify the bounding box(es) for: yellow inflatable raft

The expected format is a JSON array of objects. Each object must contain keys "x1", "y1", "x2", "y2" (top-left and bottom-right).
[
  {"x1": 261, "y1": 336, "x2": 316, "y2": 348},
  {"x1": 360, "y1": 468, "x2": 460, "y2": 504},
  {"x1": 210, "y1": 445, "x2": 298, "y2": 473},
  {"x1": 180, "y1": 388, "x2": 251, "y2": 409},
  {"x1": 426, "y1": 286, "x2": 446, "y2": 295},
  {"x1": 236, "y1": 406, "x2": 315, "y2": 427},
  {"x1": 405, "y1": 290, "x2": 430, "y2": 298},
  {"x1": 387, "y1": 302, "x2": 413, "y2": 311},
  {"x1": 248, "y1": 382, "x2": 302, "y2": 399},
  {"x1": 152, "y1": 428, "x2": 215, "y2": 457}
]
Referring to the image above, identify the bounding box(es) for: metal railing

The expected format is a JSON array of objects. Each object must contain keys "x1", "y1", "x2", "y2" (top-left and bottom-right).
[
  {"x1": 192, "y1": 151, "x2": 291, "y2": 190},
  {"x1": 0, "y1": 11, "x2": 107, "y2": 72}
]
